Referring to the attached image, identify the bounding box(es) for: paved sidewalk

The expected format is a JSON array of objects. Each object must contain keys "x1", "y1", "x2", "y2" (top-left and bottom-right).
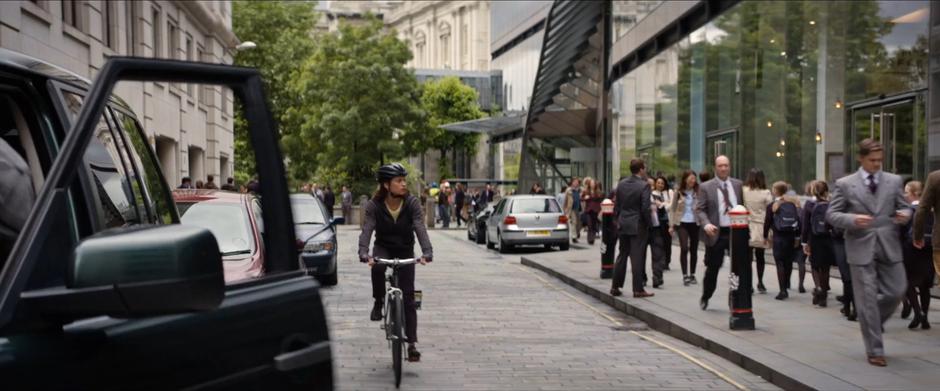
[{"x1": 520, "y1": 242, "x2": 940, "y2": 391}]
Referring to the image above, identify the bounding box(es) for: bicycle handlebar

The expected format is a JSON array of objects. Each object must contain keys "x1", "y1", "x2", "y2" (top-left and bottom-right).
[{"x1": 374, "y1": 257, "x2": 419, "y2": 266}]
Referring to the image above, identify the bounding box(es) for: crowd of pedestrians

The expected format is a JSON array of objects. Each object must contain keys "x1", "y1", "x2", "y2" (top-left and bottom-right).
[{"x1": 602, "y1": 138, "x2": 937, "y2": 368}]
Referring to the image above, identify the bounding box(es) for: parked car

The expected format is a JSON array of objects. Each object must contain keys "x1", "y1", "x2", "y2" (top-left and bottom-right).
[
  {"x1": 291, "y1": 193, "x2": 343, "y2": 285},
  {"x1": 467, "y1": 201, "x2": 495, "y2": 244},
  {"x1": 173, "y1": 190, "x2": 266, "y2": 283},
  {"x1": 485, "y1": 195, "x2": 570, "y2": 253},
  {"x1": 0, "y1": 50, "x2": 332, "y2": 389}
]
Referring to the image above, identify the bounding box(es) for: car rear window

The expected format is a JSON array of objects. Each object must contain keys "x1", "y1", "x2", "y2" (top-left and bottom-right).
[
  {"x1": 291, "y1": 199, "x2": 326, "y2": 225},
  {"x1": 178, "y1": 202, "x2": 255, "y2": 257},
  {"x1": 511, "y1": 198, "x2": 561, "y2": 214}
]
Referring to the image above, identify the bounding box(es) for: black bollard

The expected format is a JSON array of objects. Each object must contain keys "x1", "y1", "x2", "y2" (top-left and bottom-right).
[
  {"x1": 600, "y1": 199, "x2": 615, "y2": 279},
  {"x1": 729, "y1": 206, "x2": 755, "y2": 330}
]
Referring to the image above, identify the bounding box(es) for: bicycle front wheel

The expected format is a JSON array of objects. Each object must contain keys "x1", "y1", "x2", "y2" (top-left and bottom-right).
[{"x1": 390, "y1": 296, "x2": 404, "y2": 388}]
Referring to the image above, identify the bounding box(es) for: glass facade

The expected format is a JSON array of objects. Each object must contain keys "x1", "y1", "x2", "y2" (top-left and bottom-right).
[{"x1": 609, "y1": 0, "x2": 930, "y2": 186}]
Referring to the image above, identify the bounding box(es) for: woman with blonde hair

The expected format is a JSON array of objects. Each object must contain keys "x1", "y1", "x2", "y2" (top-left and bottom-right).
[{"x1": 764, "y1": 181, "x2": 802, "y2": 300}]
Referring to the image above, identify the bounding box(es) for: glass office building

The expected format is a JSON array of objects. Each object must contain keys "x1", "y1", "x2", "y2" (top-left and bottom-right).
[{"x1": 519, "y1": 0, "x2": 937, "y2": 192}]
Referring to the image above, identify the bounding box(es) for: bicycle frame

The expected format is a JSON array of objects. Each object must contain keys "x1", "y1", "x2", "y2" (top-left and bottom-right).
[{"x1": 375, "y1": 258, "x2": 416, "y2": 345}]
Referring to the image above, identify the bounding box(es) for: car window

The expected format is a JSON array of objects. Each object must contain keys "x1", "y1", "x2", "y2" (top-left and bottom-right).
[
  {"x1": 252, "y1": 198, "x2": 264, "y2": 234},
  {"x1": 63, "y1": 91, "x2": 146, "y2": 229},
  {"x1": 111, "y1": 109, "x2": 176, "y2": 224},
  {"x1": 511, "y1": 198, "x2": 561, "y2": 214},
  {"x1": 292, "y1": 199, "x2": 326, "y2": 225},
  {"x1": 495, "y1": 199, "x2": 507, "y2": 215},
  {"x1": 178, "y1": 202, "x2": 255, "y2": 257}
]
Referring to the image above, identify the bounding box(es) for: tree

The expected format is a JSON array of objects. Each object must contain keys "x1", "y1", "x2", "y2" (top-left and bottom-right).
[
  {"x1": 406, "y1": 76, "x2": 486, "y2": 177},
  {"x1": 232, "y1": 0, "x2": 318, "y2": 183},
  {"x1": 286, "y1": 17, "x2": 424, "y2": 188}
]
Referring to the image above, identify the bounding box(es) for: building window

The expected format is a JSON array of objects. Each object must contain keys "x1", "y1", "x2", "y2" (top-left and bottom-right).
[
  {"x1": 414, "y1": 32, "x2": 426, "y2": 68},
  {"x1": 62, "y1": 0, "x2": 82, "y2": 30},
  {"x1": 29, "y1": 0, "x2": 47, "y2": 11},
  {"x1": 103, "y1": 0, "x2": 117, "y2": 50},
  {"x1": 186, "y1": 35, "x2": 194, "y2": 96},
  {"x1": 125, "y1": 2, "x2": 137, "y2": 55},
  {"x1": 197, "y1": 45, "x2": 209, "y2": 106},
  {"x1": 151, "y1": 7, "x2": 162, "y2": 57},
  {"x1": 439, "y1": 23, "x2": 451, "y2": 69},
  {"x1": 167, "y1": 21, "x2": 179, "y2": 60}
]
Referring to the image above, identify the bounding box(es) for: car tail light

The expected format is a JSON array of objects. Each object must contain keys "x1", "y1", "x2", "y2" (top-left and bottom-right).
[
  {"x1": 558, "y1": 215, "x2": 568, "y2": 224},
  {"x1": 504, "y1": 215, "x2": 517, "y2": 225}
]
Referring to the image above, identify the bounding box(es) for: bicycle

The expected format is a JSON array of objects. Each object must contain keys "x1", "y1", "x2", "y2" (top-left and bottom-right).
[{"x1": 374, "y1": 257, "x2": 417, "y2": 388}]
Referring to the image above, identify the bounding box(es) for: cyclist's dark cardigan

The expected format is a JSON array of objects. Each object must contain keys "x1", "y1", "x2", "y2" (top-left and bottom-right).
[{"x1": 358, "y1": 194, "x2": 433, "y2": 261}]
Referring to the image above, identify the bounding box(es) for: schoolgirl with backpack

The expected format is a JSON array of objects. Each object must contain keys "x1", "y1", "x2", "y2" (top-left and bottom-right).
[
  {"x1": 901, "y1": 181, "x2": 933, "y2": 330},
  {"x1": 801, "y1": 181, "x2": 837, "y2": 308},
  {"x1": 764, "y1": 181, "x2": 802, "y2": 300}
]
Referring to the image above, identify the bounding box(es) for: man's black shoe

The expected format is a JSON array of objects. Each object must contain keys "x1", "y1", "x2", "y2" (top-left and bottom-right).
[
  {"x1": 901, "y1": 301, "x2": 912, "y2": 319},
  {"x1": 700, "y1": 297, "x2": 708, "y2": 310},
  {"x1": 370, "y1": 302, "x2": 383, "y2": 321},
  {"x1": 775, "y1": 291, "x2": 788, "y2": 300}
]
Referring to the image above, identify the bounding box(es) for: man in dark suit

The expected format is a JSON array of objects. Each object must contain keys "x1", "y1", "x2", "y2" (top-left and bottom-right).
[
  {"x1": 611, "y1": 158, "x2": 654, "y2": 298},
  {"x1": 695, "y1": 155, "x2": 744, "y2": 310}
]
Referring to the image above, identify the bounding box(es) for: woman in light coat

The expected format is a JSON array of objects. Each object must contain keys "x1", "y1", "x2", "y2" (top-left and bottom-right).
[{"x1": 743, "y1": 168, "x2": 773, "y2": 293}]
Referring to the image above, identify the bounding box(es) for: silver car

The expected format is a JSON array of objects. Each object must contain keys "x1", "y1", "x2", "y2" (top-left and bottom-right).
[{"x1": 485, "y1": 195, "x2": 570, "y2": 253}]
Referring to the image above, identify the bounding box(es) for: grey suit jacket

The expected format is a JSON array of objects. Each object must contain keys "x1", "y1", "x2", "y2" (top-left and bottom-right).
[
  {"x1": 614, "y1": 175, "x2": 651, "y2": 236},
  {"x1": 826, "y1": 170, "x2": 909, "y2": 265},
  {"x1": 695, "y1": 177, "x2": 744, "y2": 247}
]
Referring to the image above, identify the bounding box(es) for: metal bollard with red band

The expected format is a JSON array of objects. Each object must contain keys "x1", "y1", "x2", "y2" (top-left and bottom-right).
[
  {"x1": 599, "y1": 199, "x2": 616, "y2": 279},
  {"x1": 728, "y1": 205, "x2": 756, "y2": 330}
]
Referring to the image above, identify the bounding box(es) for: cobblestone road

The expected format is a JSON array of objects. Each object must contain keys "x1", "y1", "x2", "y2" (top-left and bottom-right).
[{"x1": 321, "y1": 226, "x2": 777, "y2": 390}]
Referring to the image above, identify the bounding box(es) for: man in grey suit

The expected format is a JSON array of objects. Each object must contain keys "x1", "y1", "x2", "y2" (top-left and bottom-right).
[
  {"x1": 610, "y1": 158, "x2": 655, "y2": 298},
  {"x1": 695, "y1": 155, "x2": 744, "y2": 310},
  {"x1": 826, "y1": 138, "x2": 910, "y2": 367}
]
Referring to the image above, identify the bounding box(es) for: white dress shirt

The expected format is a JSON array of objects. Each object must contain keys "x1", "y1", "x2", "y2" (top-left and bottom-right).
[{"x1": 716, "y1": 178, "x2": 738, "y2": 227}]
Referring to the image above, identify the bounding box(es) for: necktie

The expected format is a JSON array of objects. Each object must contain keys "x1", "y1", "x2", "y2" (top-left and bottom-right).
[
  {"x1": 867, "y1": 174, "x2": 877, "y2": 194},
  {"x1": 719, "y1": 182, "x2": 732, "y2": 213}
]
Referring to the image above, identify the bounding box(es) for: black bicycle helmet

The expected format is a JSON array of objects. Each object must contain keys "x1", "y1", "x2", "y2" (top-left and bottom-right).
[{"x1": 376, "y1": 163, "x2": 408, "y2": 182}]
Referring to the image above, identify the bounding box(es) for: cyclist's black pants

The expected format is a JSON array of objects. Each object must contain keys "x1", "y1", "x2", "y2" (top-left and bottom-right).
[{"x1": 372, "y1": 263, "x2": 418, "y2": 344}]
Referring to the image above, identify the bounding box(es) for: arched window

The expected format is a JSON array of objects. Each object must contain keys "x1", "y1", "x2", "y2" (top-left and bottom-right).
[
  {"x1": 438, "y1": 22, "x2": 451, "y2": 69},
  {"x1": 414, "y1": 31, "x2": 427, "y2": 68}
]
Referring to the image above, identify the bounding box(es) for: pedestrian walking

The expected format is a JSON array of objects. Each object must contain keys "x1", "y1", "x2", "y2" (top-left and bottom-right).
[
  {"x1": 802, "y1": 180, "x2": 837, "y2": 307},
  {"x1": 826, "y1": 138, "x2": 910, "y2": 367},
  {"x1": 195, "y1": 180, "x2": 205, "y2": 189},
  {"x1": 649, "y1": 176, "x2": 671, "y2": 288},
  {"x1": 178, "y1": 176, "x2": 193, "y2": 189},
  {"x1": 695, "y1": 155, "x2": 743, "y2": 310},
  {"x1": 529, "y1": 182, "x2": 546, "y2": 195},
  {"x1": 455, "y1": 183, "x2": 466, "y2": 227},
  {"x1": 205, "y1": 175, "x2": 219, "y2": 190},
  {"x1": 669, "y1": 170, "x2": 700, "y2": 286},
  {"x1": 323, "y1": 186, "x2": 336, "y2": 219},
  {"x1": 437, "y1": 184, "x2": 451, "y2": 228},
  {"x1": 482, "y1": 183, "x2": 495, "y2": 204},
  {"x1": 583, "y1": 179, "x2": 604, "y2": 245},
  {"x1": 764, "y1": 181, "x2": 801, "y2": 300},
  {"x1": 221, "y1": 177, "x2": 237, "y2": 191},
  {"x1": 743, "y1": 168, "x2": 773, "y2": 294},
  {"x1": 555, "y1": 186, "x2": 568, "y2": 213},
  {"x1": 610, "y1": 158, "x2": 654, "y2": 298},
  {"x1": 564, "y1": 177, "x2": 583, "y2": 243},
  {"x1": 793, "y1": 181, "x2": 816, "y2": 294},
  {"x1": 913, "y1": 169, "x2": 940, "y2": 284},
  {"x1": 699, "y1": 170, "x2": 713, "y2": 183},
  {"x1": 902, "y1": 181, "x2": 933, "y2": 330},
  {"x1": 341, "y1": 185, "x2": 353, "y2": 225}
]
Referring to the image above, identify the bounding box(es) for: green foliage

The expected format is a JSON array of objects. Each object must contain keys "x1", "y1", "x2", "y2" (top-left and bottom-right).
[
  {"x1": 232, "y1": 0, "x2": 318, "y2": 181},
  {"x1": 286, "y1": 17, "x2": 424, "y2": 185}
]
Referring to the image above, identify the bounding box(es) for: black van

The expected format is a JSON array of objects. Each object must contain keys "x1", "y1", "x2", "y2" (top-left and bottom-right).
[{"x1": 0, "y1": 49, "x2": 332, "y2": 389}]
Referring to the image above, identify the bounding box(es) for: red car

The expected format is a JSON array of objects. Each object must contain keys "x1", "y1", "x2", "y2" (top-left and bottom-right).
[{"x1": 173, "y1": 190, "x2": 265, "y2": 283}]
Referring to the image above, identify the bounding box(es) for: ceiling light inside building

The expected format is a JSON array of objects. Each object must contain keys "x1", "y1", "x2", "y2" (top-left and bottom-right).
[{"x1": 809, "y1": 20, "x2": 816, "y2": 25}]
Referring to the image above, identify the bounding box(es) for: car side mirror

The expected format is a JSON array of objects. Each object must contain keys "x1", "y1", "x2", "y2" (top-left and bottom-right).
[
  {"x1": 20, "y1": 225, "x2": 224, "y2": 319},
  {"x1": 330, "y1": 216, "x2": 345, "y2": 226}
]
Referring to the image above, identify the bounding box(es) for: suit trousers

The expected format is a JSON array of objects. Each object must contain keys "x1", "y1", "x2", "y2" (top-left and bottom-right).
[
  {"x1": 612, "y1": 231, "x2": 649, "y2": 293},
  {"x1": 649, "y1": 226, "x2": 667, "y2": 283},
  {"x1": 568, "y1": 210, "x2": 581, "y2": 239},
  {"x1": 849, "y1": 258, "x2": 906, "y2": 356},
  {"x1": 702, "y1": 228, "x2": 731, "y2": 301}
]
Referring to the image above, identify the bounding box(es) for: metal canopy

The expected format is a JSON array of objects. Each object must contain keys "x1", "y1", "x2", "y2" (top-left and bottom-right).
[{"x1": 439, "y1": 111, "x2": 526, "y2": 135}]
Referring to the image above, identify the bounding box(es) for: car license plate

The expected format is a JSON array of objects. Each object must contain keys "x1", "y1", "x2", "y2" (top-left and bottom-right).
[{"x1": 527, "y1": 230, "x2": 551, "y2": 237}]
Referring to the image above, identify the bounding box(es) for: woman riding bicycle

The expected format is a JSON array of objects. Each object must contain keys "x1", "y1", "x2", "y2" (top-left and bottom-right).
[{"x1": 359, "y1": 163, "x2": 433, "y2": 362}]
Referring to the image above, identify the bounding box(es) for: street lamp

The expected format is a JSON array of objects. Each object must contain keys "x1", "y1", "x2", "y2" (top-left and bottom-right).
[{"x1": 235, "y1": 41, "x2": 258, "y2": 51}]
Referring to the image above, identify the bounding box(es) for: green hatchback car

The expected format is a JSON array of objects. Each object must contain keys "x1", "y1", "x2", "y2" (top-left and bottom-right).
[{"x1": 0, "y1": 50, "x2": 332, "y2": 389}]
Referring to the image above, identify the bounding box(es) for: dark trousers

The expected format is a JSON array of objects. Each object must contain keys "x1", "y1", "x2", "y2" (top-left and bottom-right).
[
  {"x1": 586, "y1": 211, "x2": 599, "y2": 244},
  {"x1": 702, "y1": 228, "x2": 731, "y2": 301},
  {"x1": 455, "y1": 204, "x2": 464, "y2": 226},
  {"x1": 677, "y1": 222, "x2": 700, "y2": 276},
  {"x1": 612, "y1": 230, "x2": 649, "y2": 293},
  {"x1": 773, "y1": 233, "x2": 799, "y2": 291},
  {"x1": 649, "y1": 226, "x2": 667, "y2": 283},
  {"x1": 372, "y1": 263, "x2": 418, "y2": 343},
  {"x1": 751, "y1": 247, "x2": 766, "y2": 284}
]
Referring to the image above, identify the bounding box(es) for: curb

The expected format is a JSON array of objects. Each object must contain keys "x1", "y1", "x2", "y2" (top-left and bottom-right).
[{"x1": 520, "y1": 256, "x2": 860, "y2": 391}]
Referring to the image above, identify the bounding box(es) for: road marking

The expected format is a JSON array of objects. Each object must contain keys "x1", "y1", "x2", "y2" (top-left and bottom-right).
[{"x1": 514, "y1": 264, "x2": 748, "y2": 391}]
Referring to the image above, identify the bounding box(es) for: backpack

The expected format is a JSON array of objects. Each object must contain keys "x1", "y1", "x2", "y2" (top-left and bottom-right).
[
  {"x1": 773, "y1": 201, "x2": 800, "y2": 233},
  {"x1": 810, "y1": 201, "x2": 831, "y2": 237},
  {"x1": 907, "y1": 205, "x2": 934, "y2": 242}
]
